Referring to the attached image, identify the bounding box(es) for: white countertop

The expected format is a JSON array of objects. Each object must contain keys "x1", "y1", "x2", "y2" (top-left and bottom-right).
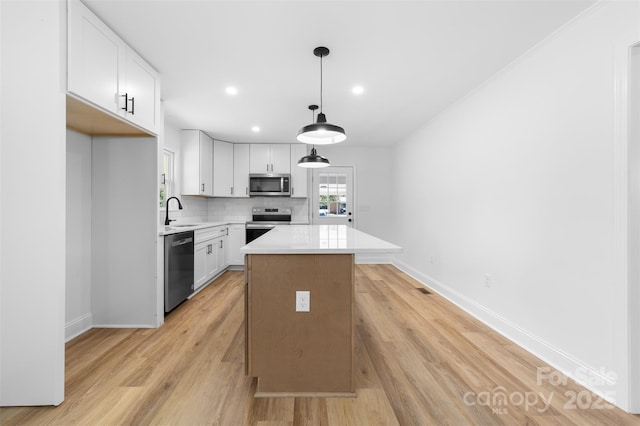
[
  {"x1": 160, "y1": 221, "x2": 244, "y2": 236},
  {"x1": 240, "y1": 225, "x2": 402, "y2": 255}
]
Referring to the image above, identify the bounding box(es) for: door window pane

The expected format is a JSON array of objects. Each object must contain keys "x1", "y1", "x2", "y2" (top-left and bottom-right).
[{"x1": 318, "y1": 173, "x2": 348, "y2": 217}]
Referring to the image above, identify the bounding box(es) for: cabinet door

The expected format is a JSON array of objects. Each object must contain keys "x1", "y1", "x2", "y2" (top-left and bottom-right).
[
  {"x1": 122, "y1": 48, "x2": 160, "y2": 134},
  {"x1": 217, "y1": 237, "x2": 228, "y2": 270},
  {"x1": 233, "y1": 144, "x2": 250, "y2": 198},
  {"x1": 270, "y1": 144, "x2": 291, "y2": 174},
  {"x1": 206, "y1": 241, "x2": 220, "y2": 280},
  {"x1": 181, "y1": 130, "x2": 200, "y2": 195},
  {"x1": 68, "y1": 0, "x2": 124, "y2": 114},
  {"x1": 250, "y1": 144, "x2": 271, "y2": 173},
  {"x1": 194, "y1": 242, "x2": 209, "y2": 290},
  {"x1": 199, "y1": 132, "x2": 214, "y2": 196},
  {"x1": 290, "y1": 144, "x2": 308, "y2": 198},
  {"x1": 213, "y1": 140, "x2": 234, "y2": 197},
  {"x1": 227, "y1": 225, "x2": 245, "y2": 265}
]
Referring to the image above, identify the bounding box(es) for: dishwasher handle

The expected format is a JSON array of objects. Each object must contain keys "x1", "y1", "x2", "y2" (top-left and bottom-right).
[{"x1": 172, "y1": 237, "x2": 193, "y2": 247}]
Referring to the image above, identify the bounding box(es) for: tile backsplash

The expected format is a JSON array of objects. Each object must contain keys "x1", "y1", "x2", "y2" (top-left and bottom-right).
[
  {"x1": 160, "y1": 196, "x2": 310, "y2": 225},
  {"x1": 208, "y1": 197, "x2": 310, "y2": 223},
  {"x1": 159, "y1": 196, "x2": 209, "y2": 225}
]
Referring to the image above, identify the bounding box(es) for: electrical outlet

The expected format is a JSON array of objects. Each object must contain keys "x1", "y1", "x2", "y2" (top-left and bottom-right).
[
  {"x1": 484, "y1": 274, "x2": 492, "y2": 288},
  {"x1": 296, "y1": 291, "x2": 310, "y2": 312}
]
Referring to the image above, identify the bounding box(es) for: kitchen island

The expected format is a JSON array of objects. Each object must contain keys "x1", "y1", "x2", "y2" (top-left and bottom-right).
[{"x1": 240, "y1": 225, "x2": 402, "y2": 397}]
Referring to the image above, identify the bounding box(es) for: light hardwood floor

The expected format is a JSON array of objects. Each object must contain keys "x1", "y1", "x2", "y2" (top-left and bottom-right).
[{"x1": 1, "y1": 265, "x2": 639, "y2": 425}]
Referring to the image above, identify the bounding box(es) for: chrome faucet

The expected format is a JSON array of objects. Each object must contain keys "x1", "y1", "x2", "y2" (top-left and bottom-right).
[{"x1": 165, "y1": 196, "x2": 183, "y2": 226}]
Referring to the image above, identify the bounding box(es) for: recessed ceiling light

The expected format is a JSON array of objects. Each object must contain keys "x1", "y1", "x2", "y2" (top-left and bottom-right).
[
  {"x1": 225, "y1": 86, "x2": 238, "y2": 95},
  {"x1": 251, "y1": 126, "x2": 260, "y2": 133},
  {"x1": 352, "y1": 85, "x2": 364, "y2": 95}
]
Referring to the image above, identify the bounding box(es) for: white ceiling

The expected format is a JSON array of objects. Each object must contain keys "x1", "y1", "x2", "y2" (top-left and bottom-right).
[{"x1": 83, "y1": 0, "x2": 595, "y2": 146}]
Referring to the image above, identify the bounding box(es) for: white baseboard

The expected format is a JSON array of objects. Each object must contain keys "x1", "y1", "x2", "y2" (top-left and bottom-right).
[
  {"x1": 91, "y1": 323, "x2": 156, "y2": 329},
  {"x1": 392, "y1": 259, "x2": 621, "y2": 409},
  {"x1": 65, "y1": 313, "x2": 92, "y2": 342}
]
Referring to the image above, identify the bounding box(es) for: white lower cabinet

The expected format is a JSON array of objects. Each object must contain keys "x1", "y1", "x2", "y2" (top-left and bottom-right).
[
  {"x1": 227, "y1": 224, "x2": 245, "y2": 266},
  {"x1": 194, "y1": 226, "x2": 228, "y2": 291},
  {"x1": 194, "y1": 241, "x2": 211, "y2": 290},
  {"x1": 217, "y1": 235, "x2": 227, "y2": 271}
]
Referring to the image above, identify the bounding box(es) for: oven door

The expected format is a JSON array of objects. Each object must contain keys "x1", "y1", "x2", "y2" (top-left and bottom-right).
[{"x1": 245, "y1": 224, "x2": 275, "y2": 244}]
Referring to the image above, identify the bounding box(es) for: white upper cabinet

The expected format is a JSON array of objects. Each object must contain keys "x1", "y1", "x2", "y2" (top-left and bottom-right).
[
  {"x1": 122, "y1": 49, "x2": 160, "y2": 133},
  {"x1": 68, "y1": 0, "x2": 123, "y2": 114},
  {"x1": 270, "y1": 144, "x2": 291, "y2": 174},
  {"x1": 290, "y1": 144, "x2": 309, "y2": 198},
  {"x1": 233, "y1": 144, "x2": 250, "y2": 198},
  {"x1": 249, "y1": 144, "x2": 271, "y2": 173},
  {"x1": 213, "y1": 140, "x2": 234, "y2": 197},
  {"x1": 249, "y1": 144, "x2": 291, "y2": 174},
  {"x1": 67, "y1": 1, "x2": 160, "y2": 134},
  {"x1": 182, "y1": 130, "x2": 213, "y2": 196}
]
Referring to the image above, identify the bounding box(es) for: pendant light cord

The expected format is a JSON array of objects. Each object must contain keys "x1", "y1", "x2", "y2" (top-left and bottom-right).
[{"x1": 319, "y1": 54, "x2": 323, "y2": 114}]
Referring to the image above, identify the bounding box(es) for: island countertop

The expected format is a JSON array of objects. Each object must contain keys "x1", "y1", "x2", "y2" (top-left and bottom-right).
[{"x1": 240, "y1": 224, "x2": 402, "y2": 255}]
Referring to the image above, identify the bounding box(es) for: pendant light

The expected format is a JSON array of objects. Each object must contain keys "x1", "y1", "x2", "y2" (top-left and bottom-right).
[
  {"x1": 298, "y1": 105, "x2": 330, "y2": 168},
  {"x1": 297, "y1": 46, "x2": 346, "y2": 145}
]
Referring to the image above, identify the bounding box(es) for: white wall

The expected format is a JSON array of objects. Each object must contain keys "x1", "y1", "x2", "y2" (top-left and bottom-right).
[
  {"x1": 66, "y1": 130, "x2": 92, "y2": 341},
  {"x1": 311, "y1": 145, "x2": 394, "y2": 242},
  {"x1": 0, "y1": 0, "x2": 66, "y2": 406},
  {"x1": 391, "y1": 0, "x2": 639, "y2": 411},
  {"x1": 91, "y1": 137, "x2": 159, "y2": 327}
]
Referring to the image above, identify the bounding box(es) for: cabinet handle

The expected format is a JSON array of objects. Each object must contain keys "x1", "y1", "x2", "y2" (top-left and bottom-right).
[
  {"x1": 245, "y1": 187, "x2": 248, "y2": 195},
  {"x1": 201, "y1": 183, "x2": 205, "y2": 192},
  {"x1": 220, "y1": 240, "x2": 223, "y2": 248},
  {"x1": 291, "y1": 187, "x2": 294, "y2": 196},
  {"x1": 120, "y1": 93, "x2": 134, "y2": 114},
  {"x1": 121, "y1": 93, "x2": 128, "y2": 112},
  {"x1": 161, "y1": 173, "x2": 165, "y2": 185},
  {"x1": 231, "y1": 186, "x2": 234, "y2": 195}
]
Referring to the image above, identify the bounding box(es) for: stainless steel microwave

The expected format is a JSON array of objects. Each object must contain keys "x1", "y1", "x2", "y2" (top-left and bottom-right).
[{"x1": 249, "y1": 174, "x2": 291, "y2": 196}]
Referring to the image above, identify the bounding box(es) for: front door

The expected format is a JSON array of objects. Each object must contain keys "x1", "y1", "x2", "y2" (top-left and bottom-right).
[{"x1": 312, "y1": 166, "x2": 354, "y2": 227}]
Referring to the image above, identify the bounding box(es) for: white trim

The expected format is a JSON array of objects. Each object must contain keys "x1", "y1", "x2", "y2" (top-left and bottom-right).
[
  {"x1": 613, "y1": 42, "x2": 631, "y2": 412},
  {"x1": 91, "y1": 324, "x2": 157, "y2": 329},
  {"x1": 393, "y1": 259, "x2": 622, "y2": 407},
  {"x1": 65, "y1": 313, "x2": 93, "y2": 342},
  {"x1": 625, "y1": 41, "x2": 640, "y2": 414}
]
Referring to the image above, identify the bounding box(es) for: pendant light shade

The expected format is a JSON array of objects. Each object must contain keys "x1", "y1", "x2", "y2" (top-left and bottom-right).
[
  {"x1": 298, "y1": 104, "x2": 330, "y2": 168},
  {"x1": 298, "y1": 146, "x2": 330, "y2": 168},
  {"x1": 297, "y1": 113, "x2": 346, "y2": 145},
  {"x1": 297, "y1": 47, "x2": 346, "y2": 145}
]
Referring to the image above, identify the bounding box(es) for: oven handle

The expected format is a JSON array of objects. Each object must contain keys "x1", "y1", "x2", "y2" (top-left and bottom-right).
[{"x1": 245, "y1": 224, "x2": 276, "y2": 230}]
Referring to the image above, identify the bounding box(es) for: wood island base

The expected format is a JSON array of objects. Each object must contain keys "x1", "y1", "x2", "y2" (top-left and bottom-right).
[{"x1": 245, "y1": 254, "x2": 355, "y2": 396}]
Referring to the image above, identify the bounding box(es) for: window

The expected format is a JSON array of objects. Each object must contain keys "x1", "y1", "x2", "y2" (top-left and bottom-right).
[
  {"x1": 160, "y1": 149, "x2": 175, "y2": 208},
  {"x1": 318, "y1": 173, "x2": 348, "y2": 217}
]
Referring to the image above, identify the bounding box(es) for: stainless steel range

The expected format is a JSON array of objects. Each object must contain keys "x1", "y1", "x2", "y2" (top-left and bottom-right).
[{"x1": 245, "y1": 207, "x2": 291, "y2": 244}]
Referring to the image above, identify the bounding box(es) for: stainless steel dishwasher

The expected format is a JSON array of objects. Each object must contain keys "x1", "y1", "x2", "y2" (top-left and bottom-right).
[{"x1": 164, "y1": 231, "x2": 194, "y2": 313}]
